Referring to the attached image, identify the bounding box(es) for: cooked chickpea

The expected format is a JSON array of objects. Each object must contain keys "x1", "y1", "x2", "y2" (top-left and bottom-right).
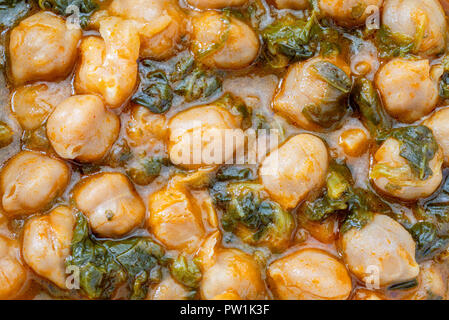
[
  {"x1": 0, "y1": 236, "x2": 27, "y2": 299},
  {"x1": 341, "y1": 214, "x2": 419, "y2": 287},
  {"x1": 187, "y1": 0, "x2": 248, "y2": 9},
  {"x1": 375, "y1": 58, "x2": 439, "y2": 123},
  {"x1": 190, "y1": 11, "x2": 259, "y2": 70},
  {"x1": 0, "y1": 151, "x2": 70, "y2": 216},
  {"x1": 73, "y1": 173, "x2": 145, "y2": 237},
  {"x1": 352, "y1": 289, "x2": 383, "y2": 300},
  {"x1": 22, "y1": 206, "x2": 75, "y2": 289},
  {"x1": 200, "y1": 248, "x2": 267, "y2": 300},
  {"x1": 273, "y1": 0, "x2": 309, "y2": 10},
  {"x1": 11, "y1": 81, "x2": 72, "y2": 131},
  {"x1": 75, "y1": 17, "x2": 140, "y2": 108},
  {"x1": 268, "y1": 248, "x2": 352, "y2": 300},
  {"x1": 47, "y1": 95, "x2": 120, "y2": 163},
  {"x1": 148, "y1": 276, "x2": 191, "y2": 300},
  {"x1": 108, "y1": 0, "x2": 186, "y2": 60},
  {"x1": 272, "y1": 57, "x2": 351, "y2": 131},
  {"x1": 371, "y1": 137, "x2": 443, "y2": 200},
  {"x1": 168, "y1": 105, "x2": 244, "y2": 169},
  {"x1": 339, "y1": 128, "x2": 369, "y2": 157},
  {"x1": 382, "y1": 0, "x2": 447, "y2": 56},
  {"x1": 147, "y1": 186, "x2": 208, "y2": 253},
  {"x1": 9, "y1": 12, "x2": 81, "y2": 85},
  {"x1": 319, "y1": 0, "x2": 383, "y2": 26},
  {"x1": 260, "y1": 134, "x2": 329, "y2": 209},
  {"x1": 424, "y1": 107, "x2": 449, "y2": 166}
]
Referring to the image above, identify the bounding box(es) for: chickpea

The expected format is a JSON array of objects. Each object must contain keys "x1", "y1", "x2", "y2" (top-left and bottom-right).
[
  {"x1": 375, "y1": 58, "x2": 439, "y2": 123},
  {"x1": 0, "y1": 151, "x2": 70, "y2": 216},
  {"x1": 0, "y1": 236, "x2": 27, "y2": 299},
  {"x1": 9, "y1": 12, "x2": 81, "y2": 85},
  {"x1": 108, "y1": 0, "x2": 186, "y2": 60},
  {"x1": 168, "y1": 105, "x2": 244, "y2": 169},
  {"x1": 412, "y1": 261, "x2": 447, "y2": 300},
  {"x1": 424, "y1": 107, "x2": 449, "y2": 166},
  {"x1": 22, "y1": 206, "x2": 75, "y2": 289},
  {"x1": 352, "y1": 289, "x2": 383, "y2": 300},
  {"x1": 339, "y1": 128, "x2": 369, "y2": 157},
  {"x1": 148, "y1": 276, "x2": 191, "y2": 300},
  {"x1": 319, "y1": 0, "x2": 383, "y2": 26},
  {"x1": 0, "y1": 122, "x2": 13, "y2": 149},
  {"x1": 371, "y1": 137, "x2": 443, "y2": 201},
  {"x1": 341, "y1": 214, "x2": 419, "y2": 287},
  {"x1": 187, "y1": 0, "x2": 248, "y2": 9},
  {"x1": 147, "y1": 186, "x2": 207, "y2": 253},
  {"x1": 73, "y1": 173, "x2": 145, "y2": 237},
  {"x1": 260, "y1": 134, "x2": 329, "y2": 209},
  {"x1": 11, "y1": 81, "x2": 72, "y2": 131},
  {"x1": 268, "y1": 248, "x2": 352, "y2": 300},
  {"x1": 382, "y1": 0, "x2": 447, "y2": 56},
  {"x1": 272, "y1": 57, "x2": 351, "y2": 131},
  {"x1": 273, "y1": 0, "x2": 309, "y2": 10},
  {"x1": 47, "y1": 95, "x2": 120, "y2": 163},
  {"x1": 200, "y1": 248, "x2": 267, "y2": 300},
  {"x1": 190, "y1": 11, "x2": 259, "y2": 70},
  {"x1": 75, "y1": 17, "x2": 140, "y2": 108}
]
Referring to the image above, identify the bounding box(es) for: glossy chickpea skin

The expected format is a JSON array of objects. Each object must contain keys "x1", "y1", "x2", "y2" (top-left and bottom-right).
[
  {"x1": 319, "y1": 0, "x2": 383, "y2": 26},
  {"x1": 0, "y1": 236, "x2": 27, "y2": 299},
  {"x1": 375, "y1": 58, "x2": 439, "y2": 123},
  {"x1": 341, "y1": 214, "x2": 419, "y2": 287},
  {"x1": 0, "y1": 151, "x2": 70, "y2": 216},
  {"x1": 9, "y1": 12, "x2": 81, "y2": 85},
  {"x1": 75, "y1": 17, "x2": 140, "y2": 107},
  {"x1": 371, "y1": 137, "x2": 443, "y2": 200},
  {"x1": 382, "y1": 0, "x2": 447, "y2": 56},
  {"x1": 22, "y1": 206, "x2": 75, "y2": 289},
  {"x1": 168, "y1": 105, "x2": 244, "y2": 169},
  {"x1": 424, "y1": 107, "x2": 449, "y2": 166},
  {"x1": 148, "y1": 276, "x2": 191, "y2": 300},
  {"x1": 73, "y1": 173, "x2": 145, "y2": 237},
  {"x1": 108, "y1": 0, "x2": 186, "y2": 60},
  {"x1": 272, "y1": 57, "x2": 351, "y2": 131},
  {"x1": 47, "y1": 95, "x2": 120, "y2": 163},
  {"x1": 268, "y1": 248, "x2": 352, "y2": 300},
  {"x1": 260, "y1": 134, "x2": 329, "y2": 209},
  {"x1": 190, "y1": 11, "x2": 259, "y2": 70}
]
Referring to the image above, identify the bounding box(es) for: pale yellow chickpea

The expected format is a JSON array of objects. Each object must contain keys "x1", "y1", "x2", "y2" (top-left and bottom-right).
[
  {"x1": 424, "y1": 107, "x2": 449, "y2": 166},
  {"x1": 75, "y1": 17, "x2": 140, "y2": 108},
  {"x1": 11, "y1": 81, "x2": 72, "y2": 131},
  {"x1": 352, "y1": 289, "x2": 383, "y2": 300},
  {"x1": 382, "y1": 0, "x2": 447, "y2": 56},
  {"x1": 371, "y1": 137, "x2": 443, "y2": 201},
  {"x1": 338, "y1": 128, "x2": 369, "y2": 157},
  {"x1": 412, "y1": 261, "x2": 447, "y2": 300},
  {"x1": 272, "y1": 57, "x2": 351, "y2": 131},
  {"x1": 268, "y1": 248, "x2": 352, "y2": 300},
  {"x1": 260, "y1": 134, "x2": 329, "y2": 209},
  {"x1": 0, "y1": 151, "x2": 70, "y2": 216},
  {"x1": 200, "y1": 248, "x2": 267, "y2": 300},
  {"x1": 47, "y1": 95, "x2": 120, "y2": 163},
  {"x1": 148, "y1": 276, "x2": 191, "y2": 300},
  {"x1": 187, "y1": 0, "x2": 248, "y2": 9},
  {"x1": 273, "y1": 0, "x2": 309, "y2": 10},
  {"x1": 9, "y1": 12, "x2": 81, "y2": 85},
  {"x1": 0, "y1": 236, "x2": 27, "y2": 299},
  {"x1": 375, "y1": 58, "x2": 439, "y2": 123},
  {"x1": 341, "y1": 214, "x2": 419, "y2": 287},
  {"x1": 73, "y1": 172, "x2": 145, "y2": 237},
  {"x1": 22, "y1": 206, "x2": 75, "y2": 289},
  {"x1": 168, "y1": 105, "x2": 244, "y2": 169},
  {"x1": 147, "y1": 185, "x2": 208, "y2": 253},
  {"x1": 319, "y1": 0, "x2": 383, "y2": 26},
  {"x1": 191, "y1": 11, "x2": 259, "y2": 70},
  {"x1": 108, "y1": 0, "x2": 186, "y2": 60}
]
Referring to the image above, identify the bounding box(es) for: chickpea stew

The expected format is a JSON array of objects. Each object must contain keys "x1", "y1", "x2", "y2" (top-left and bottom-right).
[{"x1": 0, "y1": 0, "x2": 449, "y2": 300}]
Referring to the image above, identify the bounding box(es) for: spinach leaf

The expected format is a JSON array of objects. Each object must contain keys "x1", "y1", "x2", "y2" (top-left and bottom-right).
[
  {"x1": 38, "y1": 0, "x2": 99, "y2": 28},
  {"x1": 388, "y1": 279, "x2": 418, "y2": 291},
  {"x1": 410, "y1": 222, "x2": 449, "y2": 261},
  {"x1": 126, "y1": 156, "x2": 166, "y2": 186},
  {"x1": 351, "y1": 77, "x2": 391, "y2": 138},
  {"x1": 66, "y1": 213, "x2": 165, "y2": 299},
  {"x1": 169, "y1": 255, "x2": 202, "y2": 289},
  {"x1": 0, "y1": 0, "x2": 31, "y2": 28},
  {"x1": 312, "y1": 61, "x2": 352, "y2": 93},
  {"x1": 375, "y1": 25, "x2": 414, "y2": 58},
  {"x1": 216, "y1": 166, "x2": 252, "y2": 182},
  {"x1": 378, "y1": 126, "x2": 439, "y2": 180},
  {"x1": 132, "y1": 60, "x2": 173, "y2": 114}
]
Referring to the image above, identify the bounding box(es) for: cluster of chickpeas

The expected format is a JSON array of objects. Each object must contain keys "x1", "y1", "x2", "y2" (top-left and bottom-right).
[{"x1": 1, "y1": 0, "x2": 449, "y2": 300}]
